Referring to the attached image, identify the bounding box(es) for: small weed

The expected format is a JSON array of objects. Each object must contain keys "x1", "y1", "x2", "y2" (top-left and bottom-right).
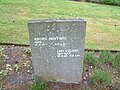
[
  {"x1": 0, "y1": 64, "x2": 12, "y2": 76},
  {"x1": 14, "y1": 64, "x2": 21, "y2": 72},
  {"x1": 0, "y1": 46, "x2": 4, "y2": 57},
  {"x1": 84, "y1": 52, "x2": 99, "y2": 67},
  {"x1": 30, "y1": 75, "x2": 49, "y2": 90},
  {"x1": 90, "y1": 68, "x2": 112, "y2": 86},
  {"x1": 112, "y1": 52, "x2": 120, "y2": 71},
  {"x1": 25, "y1": 47, "x2": 31, "y2": 56}
]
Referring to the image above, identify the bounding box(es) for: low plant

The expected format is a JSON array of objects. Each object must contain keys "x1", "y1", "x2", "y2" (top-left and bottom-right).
[
  {"x1": 25, "y1": 47, "x2": 31, "y2": 56},
  {"x1": 0, "y1": 63, "x2": 13, "y2": 77},
  {"x1": 30, "y1": 75, "x2": 49, "y2": 90},
  {"x1": 90, "y1": 68, "x2": 112, "y2": 86},
  {"x1": 84, "y1": 52, "x2": 99, "y2": 67},
  {"x1": 0, "y1": 46, "x2": 4, "y2": 57},
  {"x1": 112, "y1": 52, "x2": 120, "y2": 71}
]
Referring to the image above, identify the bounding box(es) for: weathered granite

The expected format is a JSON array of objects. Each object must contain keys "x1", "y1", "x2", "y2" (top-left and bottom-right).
[{"x1": 28, "y1": 18, "x2": 86, "y2": 83}]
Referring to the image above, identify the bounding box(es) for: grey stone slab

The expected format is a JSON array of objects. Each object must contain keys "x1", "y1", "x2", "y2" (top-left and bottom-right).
[{"x1": 28, "y1": 18, "x2": 86, "y2": 83}]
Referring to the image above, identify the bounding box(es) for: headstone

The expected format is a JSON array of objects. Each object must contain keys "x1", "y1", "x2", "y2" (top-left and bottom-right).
[{"x1": 28, "y1": 18, "x2": 86, "y2": 83}]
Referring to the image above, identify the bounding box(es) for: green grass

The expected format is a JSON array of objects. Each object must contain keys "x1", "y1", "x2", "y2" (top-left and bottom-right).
[
  {"x1": 84, "y1": 51, "x2": 120, "y2": 70},
  {"x1": 99, "y1": 51, "x2": 113, "y2": 63},
  {"x1": 0, "y1": 0, "x2": 120, "y2": 50},
  {"x1": 84, "y1": 52, "x2": 99, "y2": 67},
  {"x1": 90, "y1": 68, "x2": 112, "y2": 86},
  {"x1": 113, "y1": 52, "x2": 120, "y2": 71},
  {"x1": 30, "y1": 75, "x2": 49, "y2": 90}
]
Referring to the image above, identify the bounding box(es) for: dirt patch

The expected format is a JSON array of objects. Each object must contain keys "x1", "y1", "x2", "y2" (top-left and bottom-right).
[{"x1": 0, "y1": 45, "x2": 33, "y2": 90}]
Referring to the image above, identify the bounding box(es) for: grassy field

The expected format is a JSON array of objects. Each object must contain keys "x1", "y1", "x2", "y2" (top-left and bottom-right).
[{"x1": 0, "y1": 0, "x2": 120, "y2": 50}]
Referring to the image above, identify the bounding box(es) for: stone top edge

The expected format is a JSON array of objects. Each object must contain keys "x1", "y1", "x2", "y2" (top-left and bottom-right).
[{"x1": 28, "y1": 18, "x2": 86, "y2": 23}]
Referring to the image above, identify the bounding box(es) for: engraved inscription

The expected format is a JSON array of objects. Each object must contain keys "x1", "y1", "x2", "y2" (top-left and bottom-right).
[
  {"x1": 34, "y1": 36, "x2": 67, "y2": 47},
  {"x1": 33, "y1": 34, "x2": 80, "y2": 58},
  {"x1": 49, "y1": 36, "x2": 67, "y2": 41},
  {"x1": 57, "y1": 49, "x2": 80, "y2": 58}
]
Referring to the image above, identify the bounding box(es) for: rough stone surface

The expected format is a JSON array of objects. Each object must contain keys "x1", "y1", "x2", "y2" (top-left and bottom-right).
[{"x1": 28, "y1": 18, "x2": 86, "y2": 83}]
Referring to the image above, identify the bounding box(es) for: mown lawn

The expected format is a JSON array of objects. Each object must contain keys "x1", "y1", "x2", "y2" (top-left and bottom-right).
[{"x1": 0, "y1": 0, "x2": 120, "y2": 50}]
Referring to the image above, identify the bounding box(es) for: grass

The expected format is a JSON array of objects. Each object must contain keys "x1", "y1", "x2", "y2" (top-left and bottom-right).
[
  {"x1": 0, "y1": 0, "x2": 120, "y2": 50},
  {"x1": 30, "y1": 75, "x2": 49, "y2": 90},
  {"x1": 84, "y1": 51, "x2": 120, "y2": 70},
  {"x1": 90, "y1": 68, "x2": 112, "y2": 86},
  {"x1": 99, "y1": 51, "x2": 113, "y2": 63},
  {"x1": 0, "y1": 46, "x2": 3, "y2": 57},
  {"x1": 84, "y1": 52, "x2": 99, "y2": 67},
  {"x1": 113, "y1": 52, "x2": 120, "y2": 71},
  {"x1": 84, "y1": 51, "x2": 119, "y2": 89}
]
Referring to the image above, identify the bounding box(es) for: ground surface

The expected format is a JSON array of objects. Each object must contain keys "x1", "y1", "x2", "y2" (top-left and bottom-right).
[
  {"x1": 0, "y1": 45, "x2": 33, "y2": 90},
  {"x1": 0, "y1": 45, "x2": 120, "y2": 90},
  {"x1": 0, "y1": 0, "x2": 120, "y2": 50}
]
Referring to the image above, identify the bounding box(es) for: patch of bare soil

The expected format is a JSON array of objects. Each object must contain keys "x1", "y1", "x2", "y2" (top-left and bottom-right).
[{"x1": 0, "y1": 45, "x2": 33, "y2": 90}]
